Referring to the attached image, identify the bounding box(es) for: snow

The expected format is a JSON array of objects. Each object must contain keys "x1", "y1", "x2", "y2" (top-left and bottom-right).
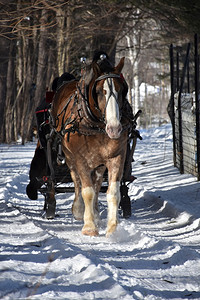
[{"x1": 0, "y1": 123, "x2": 200, "y2": 300}]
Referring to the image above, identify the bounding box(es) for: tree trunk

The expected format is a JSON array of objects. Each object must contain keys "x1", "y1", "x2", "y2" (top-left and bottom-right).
[
  {"x1": 56, "y1": 8, "x2": 65, "y2": 75},
  {"x1": 65, "y1": 7, "x2": 73, "y2": 72},
  {"x1": 33, "y1": 9, "x2": 49, "y2": 109},
  {"x1": 0, "y1": 36, "x2": 10, "y2": 142},
  {"x1": 20, "y1": 43, "x2": 32, "y2": 145},
  {"x1": 5, "y1": 41, "x2": 15, "y2": 143}
]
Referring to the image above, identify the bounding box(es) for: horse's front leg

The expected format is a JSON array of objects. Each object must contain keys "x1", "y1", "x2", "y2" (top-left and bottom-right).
[
  {"x1": 81, "y1": 175, "x2": 98, "y2": 236},
  {"x1": 106, "y1": 180, "x2": 121, "y2": 237}
]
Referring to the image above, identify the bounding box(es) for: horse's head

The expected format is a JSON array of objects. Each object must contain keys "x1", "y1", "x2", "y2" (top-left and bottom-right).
[{"x1": 83, "y1": 56, "x2": 127, "y2": 139}]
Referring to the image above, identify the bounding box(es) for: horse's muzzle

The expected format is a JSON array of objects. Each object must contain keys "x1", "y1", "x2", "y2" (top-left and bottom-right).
[{"x1": 106, "y1": 122, "x2": 122, "y2": 139}]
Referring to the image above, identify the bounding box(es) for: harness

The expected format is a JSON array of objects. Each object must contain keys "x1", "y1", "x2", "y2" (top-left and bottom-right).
[
  {"x1": 40, "y1": 71, "x2": 142, "y2": 190},
  {"x1": 77, "y1": 73, "x2": 130, "y2": 130},
  {"x1": 92, "y1": 74, "x2": 121, "y2": 110},
  {"x1": 51, "y1": 73, "x2": 120, "y2": 138},
  {"x1": 50, "y1": 72, "x2": 142, "y2": 141}
]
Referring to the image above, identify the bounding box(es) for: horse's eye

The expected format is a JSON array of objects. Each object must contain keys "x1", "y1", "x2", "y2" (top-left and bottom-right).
[{"x1": 96, "y1": 86, "x2": 103, "y2": 95}]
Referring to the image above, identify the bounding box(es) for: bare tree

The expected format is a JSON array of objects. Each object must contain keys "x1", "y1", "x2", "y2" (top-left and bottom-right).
[{"x1": 0, "y1": 0, "x2": 199, "y2": 142}]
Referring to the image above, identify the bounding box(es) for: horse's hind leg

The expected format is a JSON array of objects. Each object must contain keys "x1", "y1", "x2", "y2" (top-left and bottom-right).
[
  {"x1": 92, "y1": 165, "x2": 106, "y2": 225},
  {"x1": 71, "y1": 170, "x2": 84, "y2": 220}
]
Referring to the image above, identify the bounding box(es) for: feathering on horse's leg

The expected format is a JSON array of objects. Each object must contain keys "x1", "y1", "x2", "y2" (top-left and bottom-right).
[
  {"x1": 72, "y1": 193, "x2": 84, "y2": 221},
  {"x1": 106, "y1": 181, "x2": 120, "y2": 237},
  {"x1": 81, "y1": 185, "x2": 99, "y2": 236}
]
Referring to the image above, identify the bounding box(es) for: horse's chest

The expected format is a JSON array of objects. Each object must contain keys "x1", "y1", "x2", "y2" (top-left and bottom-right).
[
  {"x1": 64, "y1": 134, "x2": 126, "y2": 169},
  {"x1": 82, "y1": 138, "x2": 124, "y2": 165}
]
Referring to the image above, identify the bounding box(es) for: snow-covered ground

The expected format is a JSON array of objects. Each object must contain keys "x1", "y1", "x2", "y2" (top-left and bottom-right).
[{"x1": 0, "y1": 124, "x2": 200, "y2": 300}]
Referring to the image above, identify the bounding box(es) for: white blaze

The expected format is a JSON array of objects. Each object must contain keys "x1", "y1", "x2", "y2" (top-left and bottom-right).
[{"x1": 104, "y1": 79, "x2": 120, "y2": 125}]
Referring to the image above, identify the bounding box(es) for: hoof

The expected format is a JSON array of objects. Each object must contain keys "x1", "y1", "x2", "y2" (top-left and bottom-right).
[
  {"x1": 82, "y1": 228, "x2": 99, "y2": 236},
  {"x1": 45, "y1": 203, "x2": 56, "y2": 219},
  {"x1": 46, "y1": 214, "x2": 55, "y2": 220},
  {"x1": 74, "y1": 216, "x2": 84, "y2": 221},
  {"x1": 46, "y1": 209, "x2": 55, "y2": 219},
  {"x1": 106, "y1": 224, "x2": 117, "y2": 238},
  {"x1": 42, "y1": 211, "x2": 55, "y2": 219},
  {"x1": 72, "y1": 204, "x2": 84, "y2": 221},
  {"x1": 72, "y1": 211, "x2": 84, "y2": 221}
]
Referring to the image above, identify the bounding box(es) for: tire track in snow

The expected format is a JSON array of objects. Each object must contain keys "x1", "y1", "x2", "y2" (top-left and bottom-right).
[
  {"x1": 1, "y1": 128, "x2": 200, "y2": 299},
  {"x1": 1, "y1": 174, "x2": 134, "y2": 299}
]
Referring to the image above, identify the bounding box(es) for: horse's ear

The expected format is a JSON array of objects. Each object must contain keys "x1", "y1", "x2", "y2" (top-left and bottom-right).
[
  {"x1": 114, "y1": 57, "x2": 125, "y2": 74},
  {"x1": 84, "y1": 62, "x2": 101, "y2": 85},
  {"x1": 92, "y1": 62, "x2": 101, "y2": 77},
  {"x1": 84, "y1": 67, "x2": 94, "y2": 85}
]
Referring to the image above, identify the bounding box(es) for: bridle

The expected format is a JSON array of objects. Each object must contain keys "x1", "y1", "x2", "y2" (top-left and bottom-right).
[
  {"x1": 78, "y1": 73, "x2": 123, "y2": 124},
  {"x1": 53, "y1": 71, "x2": 134, "y2": 139},
  {"x1": 92, "y1": 73, "x2": 121, "y2": 108}
]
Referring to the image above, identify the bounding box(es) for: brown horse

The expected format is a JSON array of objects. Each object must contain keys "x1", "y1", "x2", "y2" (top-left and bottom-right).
[{"x1": 51, "y1": 57, "x2": 132, "y2": 237}]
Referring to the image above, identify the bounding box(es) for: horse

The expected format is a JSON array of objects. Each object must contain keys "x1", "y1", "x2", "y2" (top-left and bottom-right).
[{"x1": 50, "y1": 56, "x2": 133, "y2": 237}]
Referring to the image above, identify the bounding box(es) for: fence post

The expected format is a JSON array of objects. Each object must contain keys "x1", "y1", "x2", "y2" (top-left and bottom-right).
[
  {"x1": 176, "y1": 51, "x2": 179, "y2": 91},
  {"x1": 195, "y1": 34, "x2": 200, "y2": 181},
  {"x1": 169, "y1": 44, "x2": 176, "y2": 167},
  {"x1": 187, "y1": 56, "x2": 190, "y2": 93},
  {"x1": 177, "y1": 43, "x2": 191, "y2": 174}
]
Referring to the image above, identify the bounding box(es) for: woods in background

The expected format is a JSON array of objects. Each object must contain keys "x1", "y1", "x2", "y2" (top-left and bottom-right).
[{"x1": 0, "y1": 0, "x2": 199, "y2": 144}]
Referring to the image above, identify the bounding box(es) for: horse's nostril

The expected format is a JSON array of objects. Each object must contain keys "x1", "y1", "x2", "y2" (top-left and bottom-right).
[
  {"x1": 107, "y1": 124, "x2": 113, "y2": 132},
  {"x1": 118, "y1": 124, "x2": 122, "y2": 133}
]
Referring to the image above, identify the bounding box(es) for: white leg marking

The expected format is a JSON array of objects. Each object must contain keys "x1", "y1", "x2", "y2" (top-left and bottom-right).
[
  {"x1": 106, "y1": 181, "x2": 120, "y2": 236},
  {"x1": 82, "y1": 186, "x2": 98, "y2": 236}
]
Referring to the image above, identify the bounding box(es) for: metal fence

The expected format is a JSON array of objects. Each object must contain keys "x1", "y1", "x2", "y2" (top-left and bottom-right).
[{"x1": 169, "y1": 34, "x2": 200, "y2": 180}]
